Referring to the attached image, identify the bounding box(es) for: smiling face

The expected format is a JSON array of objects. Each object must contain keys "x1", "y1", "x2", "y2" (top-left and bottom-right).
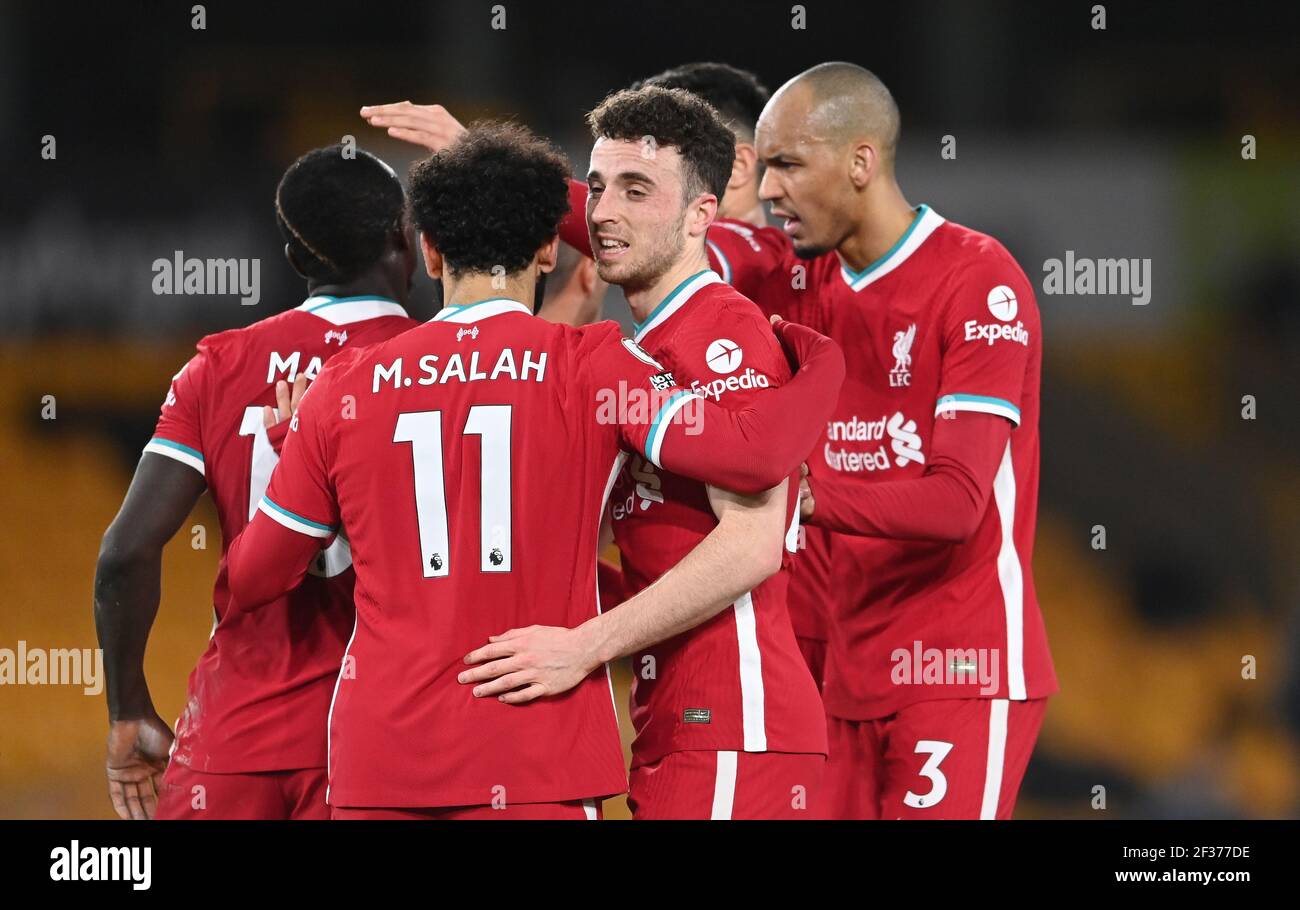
[
  {"x1": 586, "y1": 137, "x2": 694, "y2": 293},
  {"x1": 755, "y1": 84, "x2": 859, "y2": 259}
]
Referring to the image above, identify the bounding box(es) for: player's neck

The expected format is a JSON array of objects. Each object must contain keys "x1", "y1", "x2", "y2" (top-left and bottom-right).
[
  {"x1": 307, "y1": 269, "x2": 406, "y2": 306},
  {"x1": 623, "y1": 248, "x2": 712, "y2": 324},
  {"x1": 443, "y1": 272, "x2": 536, "y2": 311},
  {"x1": 837, "y1": 181, "x2": 916, "y2": 273},
  {"x1": 719, "y1": 191, "x2": 766, "y2": 229}
]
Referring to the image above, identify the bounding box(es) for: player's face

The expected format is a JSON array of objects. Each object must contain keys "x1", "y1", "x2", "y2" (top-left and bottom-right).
[
  {"x1": 756, "y1": 91, "x2": 854, "y2": 258},
  {"x1": 587, "y1": 137, "x2": 689, "y2": 292}
]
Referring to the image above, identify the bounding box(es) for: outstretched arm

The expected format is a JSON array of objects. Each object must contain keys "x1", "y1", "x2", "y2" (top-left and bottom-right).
[{"x1": 644, "y1": 317, "x2": 845, "y2": 495}]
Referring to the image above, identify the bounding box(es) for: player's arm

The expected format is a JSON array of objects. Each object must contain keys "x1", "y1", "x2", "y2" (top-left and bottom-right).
[
  {"x1": 226, "y1": 381, "x2": 339, "y2": 610},
  {"x1": 93, "y1": 453, "x2": 204, "y2": 820},
  {"x1": 806, "y1": 258, "x2": 1034, "y2": 542},
  {"x1": 805, "y1": 411, "x2": 1009, "y2": 541},
  {"x1": 459, "y1": 479, "x2": 788, "y2": 704},
  {"x1": 628, "y1": 317, "x2": 845, "y2": 495},
  {"x1": 359, "y1": 100, "x2": 466, "y2": 151},
  {"x1": 93, "y1": 352, "x2": 212, "y2": 820}
]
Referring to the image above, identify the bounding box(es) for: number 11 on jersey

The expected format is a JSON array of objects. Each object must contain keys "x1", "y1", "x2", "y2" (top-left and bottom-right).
[{"x1": 394, "y1": 405, "x2": 513, "y2": 579}]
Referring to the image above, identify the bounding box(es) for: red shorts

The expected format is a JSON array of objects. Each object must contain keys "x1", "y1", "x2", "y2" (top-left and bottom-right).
[
  {"x1": 824, "y1": 698, "x2": 1047, "y2": 819},
  {"x1": 154, "y1": 761, "x2": 328, "y2": 820},
  {"x1": 795, "y1": 636, "x2": 828, "y2": 692},
  {"x1": 628, "y1": 750, "x2": 825, "y2": 819},
  {"x1": 331, "y1": 799, "x2": 603, "y2": 820}
]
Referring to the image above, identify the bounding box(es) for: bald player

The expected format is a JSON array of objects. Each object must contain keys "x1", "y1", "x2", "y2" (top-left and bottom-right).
[{"x1": 742, "y1": 62, "x2": 1057, "y2": 820}]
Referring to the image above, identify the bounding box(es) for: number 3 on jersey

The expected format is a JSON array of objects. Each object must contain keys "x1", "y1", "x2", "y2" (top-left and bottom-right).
[
  {"x1": 904, "y1": 740, "x2": 954, "y2": 809},
  {"x1": 394, "y1": 405, "x2": 513, "y2": 579}
]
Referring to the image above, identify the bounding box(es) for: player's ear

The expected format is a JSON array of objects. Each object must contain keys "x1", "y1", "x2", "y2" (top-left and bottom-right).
[
  {"x1": 730, "y1": 143, "x2": 758, "y2": 192},
  {"x1": 419, "y1": 232, "x2": 444, "y2": 279},
  {"x1": 537, "y1": 235, "x2": 560, "y2": 275},
  {"x1": 849, "y1": 140, "x2": 876, "y2": 190},
  {"x1": 687, "y1": 193, "x2": 718, "y2": 238},
  {"x1": 390, "y1": 215, "x2": 413, "y2": 255},
  {"x1": 284, "y1": 244, "x2": 309, "y2": 280},
  {"x1": 575, "y1": 256, "x2": 598, "y2": 294}
]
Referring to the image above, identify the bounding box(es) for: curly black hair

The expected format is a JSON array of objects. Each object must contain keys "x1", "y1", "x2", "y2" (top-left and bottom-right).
[
  {"x1": 586, "y1": 86, "x2": 735, "y2": 203},
  {"x1": 633, "y1": 62, "x2": 769, "y2": 143},
  {"x1": 407, "y1": 121, "x2": 571, "y2": 277},
  {"x1": 274, "y1": 145, "x2": 405, "y2": 283}
]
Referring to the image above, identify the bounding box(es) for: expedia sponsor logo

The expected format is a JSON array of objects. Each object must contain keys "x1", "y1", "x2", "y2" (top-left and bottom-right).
[
  {"x1": 964, "y1": 319, "x2": 1029, "y2": 346},
  {"x1": 690, "y1": 367, "x2": 771, "y2": 401}
]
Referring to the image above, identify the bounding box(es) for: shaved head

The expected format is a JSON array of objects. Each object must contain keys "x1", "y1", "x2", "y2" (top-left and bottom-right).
[
  {"x1": 771, "y1": 62, "x2": 900, "y2": 167},
  {"x1": 755, "y1": 62, "x2": 905, "y2": 257}
]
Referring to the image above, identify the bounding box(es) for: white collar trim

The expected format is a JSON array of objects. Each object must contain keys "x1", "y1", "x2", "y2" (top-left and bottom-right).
[
  {"x1": 838, "y1": 205, "x2": 945, "y2": 292},
  {"x1": 634, "y1": 270, "x2": 722, "y2": 342},
  {"x1": 298, "y1": 295, "x2": 409, "y2": 325},
  {"x1": 431, "y1": 297, "x2": 533, "y2": 324}
]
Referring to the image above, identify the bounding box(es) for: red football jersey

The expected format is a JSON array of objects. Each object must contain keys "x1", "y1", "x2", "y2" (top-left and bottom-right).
[
  {"x1": 609, "y1": 270, "x2": 827, "y2": 766},
  {"x1": 735, "y1": 206, "x2": 1058, "y2": 719},
  {"x1": 144, "y1": 294, "x2": 417, "y2": 772},
  {"x1": 561, "y1": 188, "x2": 834, "y2": 645},
  {"x1": 260, "y1": 297, "x2": 818, "y2": 808},
  {"x1": 703, "y1": 218, "x2": 835, "y2": 648}
]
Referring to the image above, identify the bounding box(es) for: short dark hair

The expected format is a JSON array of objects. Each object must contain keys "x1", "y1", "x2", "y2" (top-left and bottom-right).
[
  {"x1": 634, "y1": 62, "x2": 769, "y2": 143},
  {"x1": 274, "y1": 145, "x2": 405, "y2": 283},
  {"x1": 408, "y1": 121, "x2": 571, "y2": 277},
  {"x1": 586, "y1": 86, "x2": 735, "y2": 203}
]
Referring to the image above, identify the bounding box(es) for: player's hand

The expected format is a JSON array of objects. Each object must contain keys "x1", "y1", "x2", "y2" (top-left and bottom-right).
[
  {"x1": 262, "y1": 375, "x2": 308, "y2": 429},
  {"x1": 360, "y1": 101, "x2": 466, "y2": 152},
  {"x1": 798, "y1": 462, "x2": 816, "y2": 520},
  {"x1": 770, "y1": 313, "x2": 831, "y2": 372},
  {"x1": 105, "y1": 715, "x2": 173, "y2": 820},
  {"x1": 458, "y1": 625, "x2": 601, "y2": 705}
]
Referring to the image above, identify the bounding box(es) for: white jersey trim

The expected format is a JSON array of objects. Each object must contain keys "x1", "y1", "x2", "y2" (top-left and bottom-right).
[
  {"x1": 992, "y1": 442, "x2": 1027, "y2": 699},
  {"x1": 980, "y1": 699, "x2": 1010, "y2": 819},
  {"x1": 633, "y1": 270, "x2": 722, "y2": 342},
  {"x1": 298, "y1": 295, "x2": 409, "y2": 325},
  {"x1": 143, "y1": 437, "x2": 205, "y2": 477},
  {"x1": 431, "y1": 297, "x2": 532, "y2": 324},
  {"x1": 324, "y1": 614, "x2": 359, "y2": 805},
  {"x1": 734, "y1": 591, "x2": 768, "y2": 752},
  {"x1": 838, "y1": 205, "x2": 945, "y2": 292},
  {"x1": 710, "y1": 750, "x2": 739, "y2": 819}
]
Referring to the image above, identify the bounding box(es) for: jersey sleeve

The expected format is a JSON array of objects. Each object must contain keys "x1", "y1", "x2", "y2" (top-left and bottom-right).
[
  {"x1": 705, "y1": 220, "x2": 790, "y2": 301},
  {"x1": 810, "y1": 410, "x2": 1011, "y2": 541},
  {"x1": 677, "y1": 302, "x2": 791, "y2": 407},
  {"x1": 558, "y1": 179, "x2": 594, "y2": 257},
  {"x1": 142, "y1": 350, "x2": 209, "y2": 479},
  {"x1": 256, "y1": 374, "x2": 339, "y2": 539},
  {"x1": 933, "y1": 256, "x2": 1037, "y2": 427},
  {"x1": 579, "y1": 320, "x2": 845, "y2": 495}
]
